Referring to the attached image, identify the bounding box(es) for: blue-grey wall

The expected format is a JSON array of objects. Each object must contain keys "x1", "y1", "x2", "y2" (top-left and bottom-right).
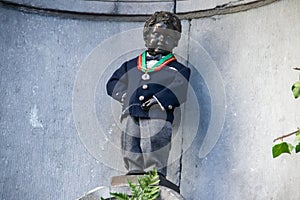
[
  {"x1": 0, "y1": 6, "x2": 143, "y2": 199},
  {"x1": 1, "y1": 0, "x2": 300, "y2": 199}
]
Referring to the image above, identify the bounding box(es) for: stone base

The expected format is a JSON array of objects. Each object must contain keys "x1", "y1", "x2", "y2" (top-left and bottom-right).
[
  {"x1": 110, "y1": 174, "x2": 184, "y2": 200},
  {"x1": 76, "y1": 186, "x2": 111, "y2": 200},
  {"x1": 111, "y1": 174, "x2": 180, "y2": 193},
  {"x1": 111, "y1": 174, "x2": 144, "y2": 187},
  {"x1": 77, "y1": 175, "x2": 184, "y2": 200}
]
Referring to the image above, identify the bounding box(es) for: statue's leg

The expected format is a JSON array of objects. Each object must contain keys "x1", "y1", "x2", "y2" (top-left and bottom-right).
[
  {"x1": 121, "y1": 116, "x2": 144, "y2": 173},
  {"x1": 140, "y1": 119, "x2": 172, "y2": 177}
]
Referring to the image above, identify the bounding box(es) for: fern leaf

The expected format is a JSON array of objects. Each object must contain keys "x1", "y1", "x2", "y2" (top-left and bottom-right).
[
  {"x1": 138, "y1": 177, "x2": 148, "y2": 190},
  {"x1": 110, "y1": 192, "x2": 130, "y2": 200},
  {"x1": 148, "y1": 186, "x2": 159, "y2": 194},
  {"x1": 128, "y1": 179, "x2": 139, "y2": 198},
  {"x1": 149, "y1": 179, "x2": 160, "y2": 185},
  {"x1": 120, "y1": 168, "x2": 161, "y2": 200},
  {"x1": 149, "y1": 192, "x2": 160, "y2": 200}
]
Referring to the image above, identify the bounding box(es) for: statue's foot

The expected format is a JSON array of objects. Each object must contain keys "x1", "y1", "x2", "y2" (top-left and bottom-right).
[
  {"x1": 126, "y1": 170, "x2": 146, "y2": 175},
  {"x1": 157, "y1": 173, "x2": 180, "y2": 194},
  {"x1": 157, "y1": 171, "x2": 166, "y2": 178}
]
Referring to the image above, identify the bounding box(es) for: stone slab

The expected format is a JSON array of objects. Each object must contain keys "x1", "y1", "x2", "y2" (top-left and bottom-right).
[
  {"x1": 111, "y1": 174, "x2": 144, "y2": 186},
  {"x1": 76, "y1": 187, "x2": 111, "y2": 200},
  {"x1": 77, "y1": 185, "x2": 184, "y2": 200}
]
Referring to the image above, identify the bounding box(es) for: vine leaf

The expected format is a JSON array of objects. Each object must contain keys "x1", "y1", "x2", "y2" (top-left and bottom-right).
[
  {"x1": 291, "y1": 81, "x2": 300, "y2": 99},
  {"x1": 296, "y1": 130, "x2": 300, "y2": 142},
  {"x1": 296, "y1": 143, "x2": 300, "y2": 153},
  {"x1": 272, "y1": 142, "x2": 293, "y2": 158},
  {"x1": 288, "y1": 143, "x2": 295, "y2": 152}
]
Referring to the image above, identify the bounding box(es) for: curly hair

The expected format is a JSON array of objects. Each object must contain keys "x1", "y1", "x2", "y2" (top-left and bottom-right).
[{"x1": 143, "y1": 11, "x2": 182, "y2": 44}]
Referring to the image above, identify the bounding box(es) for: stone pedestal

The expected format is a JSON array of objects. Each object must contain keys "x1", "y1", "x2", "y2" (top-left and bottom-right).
[
  {"x1": 77, "y1": 175, "x2": 185, "y2": 200},
  {"x1": 110, "y1": 174, "x2": 184, "y2": 200},
  {"x1": 76, "y1": 186, "x2": 111, "y2": 200}
]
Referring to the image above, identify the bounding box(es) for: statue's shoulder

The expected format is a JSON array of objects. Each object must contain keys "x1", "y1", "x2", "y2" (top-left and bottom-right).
[
  {"x1": 118, "y1": 56, "x2": 139, "y2": 70},
  {"x1": 169, "y1": 59, "x2": 190, "y2": 72}
]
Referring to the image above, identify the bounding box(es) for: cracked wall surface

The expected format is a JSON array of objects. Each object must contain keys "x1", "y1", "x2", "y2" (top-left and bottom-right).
[{"x1": 1, "y1": 0, "x2": 300, "y2": 199}]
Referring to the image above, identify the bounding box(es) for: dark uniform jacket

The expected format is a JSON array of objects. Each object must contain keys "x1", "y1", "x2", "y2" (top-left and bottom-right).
[{"x1": 106, "y1": 55, "x2": 191, "y2": 123}]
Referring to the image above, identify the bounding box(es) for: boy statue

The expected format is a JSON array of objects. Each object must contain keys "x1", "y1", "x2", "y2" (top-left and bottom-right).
[{"x1": 106, "y1": 11, "x2": 190, "y2": 177}]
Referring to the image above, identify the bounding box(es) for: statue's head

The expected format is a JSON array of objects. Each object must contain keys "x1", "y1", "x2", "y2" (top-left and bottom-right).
[{"x1": 143, "y1": 11, "x2": 182, "y2": 56}]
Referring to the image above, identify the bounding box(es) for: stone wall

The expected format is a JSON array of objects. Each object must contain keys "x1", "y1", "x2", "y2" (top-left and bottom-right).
[{"x1": 0, "y1": 0, "x2": 300, "y2": 199}]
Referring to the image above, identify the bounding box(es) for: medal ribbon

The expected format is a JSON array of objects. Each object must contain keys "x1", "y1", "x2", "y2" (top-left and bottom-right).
[{"x1": 137, "y1": 51, "x2": 176, "y2": 73}]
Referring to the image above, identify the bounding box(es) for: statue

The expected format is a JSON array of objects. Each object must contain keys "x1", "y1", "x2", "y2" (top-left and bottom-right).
[{"x1": 106, "y1": 11, "x2": 191, "y2": 179}]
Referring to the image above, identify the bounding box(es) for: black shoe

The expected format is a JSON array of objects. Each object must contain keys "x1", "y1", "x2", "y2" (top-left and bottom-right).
[
  {"x1": 157, "y1": 172, "x2": 166, "y2": 178},
  {"x1": 157, "y1": 174, "x2": 180, "y2": 194},
  {"x1": 126, "y1": 170, "x2": 146, "y2": 175}
]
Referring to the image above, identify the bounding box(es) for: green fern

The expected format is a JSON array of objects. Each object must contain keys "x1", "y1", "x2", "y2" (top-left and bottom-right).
[
  {"x1": 128, "y1": 180, "x2": 139, "y2": 198},
  {"x1": 110, "y1": 168, "x2": 160, "y2": 200},
  {"x1": 110, "y1": 192, "x2": 130, "y2": 200}
]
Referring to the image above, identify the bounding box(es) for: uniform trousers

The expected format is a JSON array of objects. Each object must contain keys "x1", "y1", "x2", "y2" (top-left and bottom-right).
[{"x1": 121, "y1": 115, "x2": 172, "y2": 176}]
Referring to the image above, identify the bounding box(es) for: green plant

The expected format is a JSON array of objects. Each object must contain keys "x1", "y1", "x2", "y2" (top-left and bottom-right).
[
  {"x1": 272, "y1": 68, "x2": 300, "y2": 158},
  {"x1": 109, "y1": 169, "x2": 160, "y2": 200},
  {"x1": 272, "y1": 129, "x2": 300, "y2": 158}
]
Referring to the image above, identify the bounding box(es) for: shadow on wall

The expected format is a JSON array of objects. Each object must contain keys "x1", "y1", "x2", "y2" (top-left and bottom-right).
[{"x1": 187, "y1": 64, "x2": 211, "y2": 157}]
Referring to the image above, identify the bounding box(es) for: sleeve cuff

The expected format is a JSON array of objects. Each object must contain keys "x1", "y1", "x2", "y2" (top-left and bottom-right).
[{"x1": 153, "y1": 95, "x2": 165, "y2": 111}]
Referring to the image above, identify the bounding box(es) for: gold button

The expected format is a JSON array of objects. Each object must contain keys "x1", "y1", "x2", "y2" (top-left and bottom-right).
[
  {"x1": 142, "y1": 84, "x2": 148, "y2": 90},
  {"x1": 139, "y1": 96, "x2": 145, "y2": 101},
  {"x1": 168, "y1": 105, "x2": 173, "y2": 110}
]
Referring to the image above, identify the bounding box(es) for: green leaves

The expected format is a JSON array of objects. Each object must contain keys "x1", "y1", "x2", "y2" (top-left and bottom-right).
[
  {"x1": 271, "y1": 74, "x2": 300, "y2": 158},
  {"x1": 128, "y1": 180, "x2": 139, "y2": 198},
  {"x1": 296, "y1": 143, "x2": 300, "y2": 153},
  {"x1": 110, "y1": 168, "x2": 160, "y2": 200},
  {"x1": 296, "y1": 130, "x2": 300, "y2": 142},
  {"x1": 272, "y1": 129, "x2": 300, "y2": 158},
  {"x1": 110, "y1": 193, "x2": 129, "y2": 200},
  {"x1": 295, "y1": 131, "x2": 300, "y2": 153},
  {"x1": 292, "y1": 81, "x2": 300, "y2": 99},
  {"x1": 134, "y1": 169, "x2": 160, "y2": 200},
  {"x1": 110, "y1": 192, "x2": 130, "y2": 200},
  {"x1": 272, "y1": 131, "x2": 300, "y2": 158},
  {"x1": 272, "y1": 142, "x2": 292, "y2": 158}
]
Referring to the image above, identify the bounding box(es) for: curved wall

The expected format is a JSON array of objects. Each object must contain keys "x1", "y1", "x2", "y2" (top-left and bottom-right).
[
  {"x1": 0, "y1": 0, "x2": 279, "y2": 19},
  {"x1": 1, "y1": 0, "x2": 300, "y2": 199}
]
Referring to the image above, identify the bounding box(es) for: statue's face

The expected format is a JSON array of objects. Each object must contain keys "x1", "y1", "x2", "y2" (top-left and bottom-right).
[{"x1": 144, "y1": 22, "x2": 178, "y2": 55}]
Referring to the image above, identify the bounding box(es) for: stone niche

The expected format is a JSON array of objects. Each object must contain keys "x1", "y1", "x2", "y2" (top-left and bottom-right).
[{"x1": 4, "y1": 0, "x2": 260, "y2": 15}]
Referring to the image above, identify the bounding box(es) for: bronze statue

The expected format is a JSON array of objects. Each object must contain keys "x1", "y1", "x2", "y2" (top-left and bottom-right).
[{"x1": 106, "y1": 11, "x2": 190, "y2": 178}]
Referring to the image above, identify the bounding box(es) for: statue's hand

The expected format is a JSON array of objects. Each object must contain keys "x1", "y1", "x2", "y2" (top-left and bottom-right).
[{"x1": 141, "y1": 98, "x2": 158, "y2": 111}]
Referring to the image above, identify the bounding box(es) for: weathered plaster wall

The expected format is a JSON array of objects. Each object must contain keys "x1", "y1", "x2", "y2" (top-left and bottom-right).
[
  {"x1": 0, "y1": 8, "x2": 143, "y2": 199},
  {"x1": 1, "y1": 0, "x2": 300, "y2": 199},
  {"x1": 181, "y1": 0, "x2": 300, "y2": 199}
]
